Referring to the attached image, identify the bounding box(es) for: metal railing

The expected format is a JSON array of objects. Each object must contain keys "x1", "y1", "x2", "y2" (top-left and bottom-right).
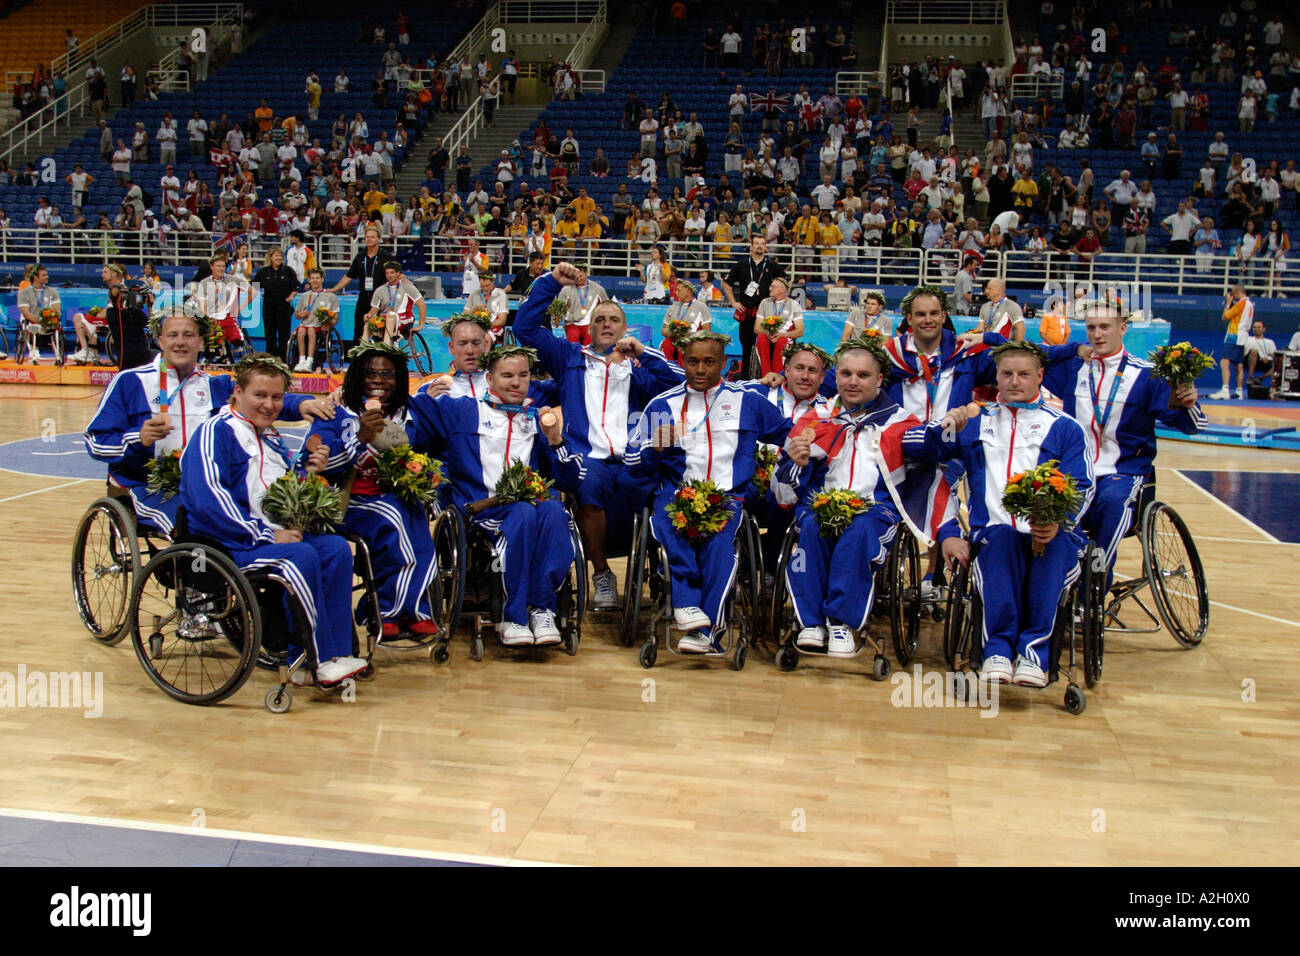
[
  {"x1": 1, "y1": 4, "x2": 243, "y2": 166},
  {"x1": 836, "y1": 71, "x2": 886, "y2": 96},
  {"x1": 1010, "y1": 73, "x2": 1064, "y2": 101},
  {"x1": 445, "y1": 2, "x2": 503, "y2": 69},
  {"x1": 499, "y1": 0, "x2": 606, "y2": 23},
  {"x1": 884, "y1": 0, "x2": 1005, "y2": 23},
  {"x1": 147, "y1": 68, "x2": 190, "y2": 93},
  {"x1": 3, "y1": 226, "x2": 1293, "y2": 298}
]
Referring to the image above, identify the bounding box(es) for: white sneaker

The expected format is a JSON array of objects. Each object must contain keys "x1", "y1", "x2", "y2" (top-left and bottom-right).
[
  {"x1": 1233, "y1": 390, "x2": 1243, "y2": 400},
  {"x1": 499, "y1": 621, "x2": 534, "y2": 646},
  {"x1": 796, "y1": 625, "x2": 827, "y2": 649},
  {"x1": 316, "y1": 656, "x2": 366, "y2": 686},
  {"x1": 29, "y1": 348, "x2": 42, "y2": 362},
  {"x1": 920, "y1": 576, "x2": 940, "y2": 602},
  {"x1": 826, "y1": 623, "x2": 856, "y2": 658},
  {"x1": 1208, "y1": 387, "x2": 1230, "y2": 400},
  {"x1": 980, "y1": 654, "x2": 1014, "y2": 684},
  {"x1": 1013, "y1": 655, "x2": 1048, "y2": 688},
  {"x1": 591, "y1": 569, "x2": 619, "y2": 610},
  {"x1": 677, "y1": 629, "x2": 715, "y2": 653},
  {"x1": 672, "y1": 606, "x2": 711, "y2": 631},
  {"x1": 529, "y1": 607, "x2": 562, "y2": 645}
]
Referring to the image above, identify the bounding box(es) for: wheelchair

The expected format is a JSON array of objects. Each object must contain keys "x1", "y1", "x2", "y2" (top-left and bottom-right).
[
  {"x1": 287, "y1": 323, "x2": 345, "y2": 373},
  {"x1": 71, "y1": 491, "x2": 174, "y2": 645},
  {"x1": 15, "y1": 319, "x2": 66, "y2": 365},
  {"x1": 429, "y1": 499, "x2": 585, "y2": 662},
  {"x1": 942, "y1": 535, "x2": 1108, "y2": 715},
  {"x1": 621, "y1": 504, "x2": 763, "y2": 671},
  {"x1": 126, "y1": 509, "x2": 383, "y2": 713},
  {"x1": 768, "y1": 518, "x2": 926, "y2": 680},
  {"x1": 206, "y1": 322, "x2": 253, "y2": 367},
  {"x1": 1100, "y1": 485, "x2": 1209, "y2": 649}
]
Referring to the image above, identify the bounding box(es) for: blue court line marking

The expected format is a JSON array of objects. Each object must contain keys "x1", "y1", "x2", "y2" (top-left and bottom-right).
[
  {"x1": 1174, "y1": 470, "x2": 1300, "y2": 544},
  {"x1": 0, "y1": 808, "x2": 553, "y2": 867}
]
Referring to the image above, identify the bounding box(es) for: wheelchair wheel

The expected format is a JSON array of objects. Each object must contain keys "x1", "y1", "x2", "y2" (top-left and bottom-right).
[
  {"x1": 319, "y1": 327, "x2": 344, "y2": 372},
  {"x1": 558, "y1": 514, "x2": 585, "y2": 655},
  {"x1": 1142, "y1": 501, "x2": 1209, "y2": 648},
  {"x1": 406, "y1": 331, "x2": 434, "y2": 377},
  {"x1": 886, "y1": 531, "x2": 922, "y2": 666},
  {"x1": 129, "y1": 544, "x2": 261, "y2": 704},
  {"x1": 746, "y1": 348, "x2": 761, "y2": 380},
  {"x1": 942, "y1": 558, "x2": 979, "y2": 671},
  {"x1": 71, "y1": 496, "x2": 141, "y2": 645},
  {"x1": 724, "y1": 514, "x2": 760, "y2": 670},
  {"x1": 1081, "y1": 546, "x2": 1107, "y2": 687},
  {"x1": 620, "y1": 508, "x2": 649, "y2": 647},
  {"x1": 431, "y1": 507, "x2": 466, "y2": 643},
  {"x1": 768, "y1": 523, "x2": 799, "y2": 649}
]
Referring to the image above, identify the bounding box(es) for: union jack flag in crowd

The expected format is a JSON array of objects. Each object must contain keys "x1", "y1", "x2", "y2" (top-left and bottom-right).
[
  {"x1": 213, "y1": 229, "x2": 248, "y2": 255},
  {"x1": 750, "y1": 91, "x2": 790, "y2": 113}
]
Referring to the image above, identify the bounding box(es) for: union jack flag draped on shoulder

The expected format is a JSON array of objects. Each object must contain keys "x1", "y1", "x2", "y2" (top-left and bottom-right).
[{"x1": 213, "y1": 229, "x2": 248, "y2": 254}]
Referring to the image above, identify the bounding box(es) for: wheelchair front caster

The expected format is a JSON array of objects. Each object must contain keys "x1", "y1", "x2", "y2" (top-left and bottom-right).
[
  {"x1": 731, "y1": 641, "x2": 747, "y2": 671},
  {"x1": 431, "y1": 643, "x2": 450, "y2": 664},
  {"x1": 872, "y1": 654, "x2": 891, "y2": 681},
  {"x1": 564, "y1": 631, "x2": 579, "y2": 656},
  {"x1": 265, "y1": 687, "x2": 292, "y2": 713},
  {"x1": 639, "y1": 641, "x2": 657, "y2": 668},
  {"x1": 470, "y1": 635, "x2": 484, "y2": 661},
  {"x1": 776, "y1": 645, "x2": 799, "y2": 671},
  {"x1": 355, "y1": 662, "x2": 375, "y2": 681},
  {"x1": 1064, "y1": 683, "x2": 1086, "y2": 715}
]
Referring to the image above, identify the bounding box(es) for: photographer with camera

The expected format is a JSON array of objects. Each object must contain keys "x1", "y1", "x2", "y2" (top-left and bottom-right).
[{"x1": 101, "y1": 263, "x2": 154, "y2": 368}]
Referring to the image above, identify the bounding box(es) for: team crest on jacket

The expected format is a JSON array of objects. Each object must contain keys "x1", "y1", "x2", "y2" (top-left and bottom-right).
[{"x1": 194, "y1": 391, "x2": 209, "y2": 406}]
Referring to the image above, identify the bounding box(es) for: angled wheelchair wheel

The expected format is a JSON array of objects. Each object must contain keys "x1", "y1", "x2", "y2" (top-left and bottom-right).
[
  {"x1": 942, "y1": 559, "x2": 977, "y2": 671},
  {"x1": 558, "y1": 513, "x2": 585, "y2": 655},
  {"x1": 620, "y1": 508, "x2": 649, "y2": 647},
  {"x1": 768, "y1": 522, "x2": 799, "y2": 650},
  {"x1": 406, "y1": 332, "x2": 434, "y2": 378},
  {"x1": 1142, "y1": 501, "x2": 1209, "y2": 648},
  {"x1": 130, "y1": 544, "x2": 261, "y2": 705},
  {"x1": 887, "y1": 530, "x2": 922, "y2": 666},
  {"x1": 431, "y1": 507, "x2": 466, "y2": 643},
  {"x1": 72, "y1": 496, "x2": 141, "y2": 645},
  {"x1": 320, "y1": 327, "x2": 344, "y2": 372},
  {"x1": 1081, "y1": 546, "x2": 1107, "y2": 688}
]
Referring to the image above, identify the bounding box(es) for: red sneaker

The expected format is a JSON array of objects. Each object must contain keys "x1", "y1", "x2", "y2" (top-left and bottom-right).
[
  {"x1": 409, "y1": 620, "x2": 440, "y2": 637},
  {"x1": 381, "y1": 622, "x2": 401, "y2": 638}
]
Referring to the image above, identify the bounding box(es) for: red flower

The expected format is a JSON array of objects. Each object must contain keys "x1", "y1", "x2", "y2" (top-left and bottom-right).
[
  {"x1": 1032, "y1": 480, "x2": 1042, "y2": 490},
  {"x1": 687, "y1": 527, "x2": 698, "y2": 538},
  {"x1": 708, "y1": 494, "x2": 722, "y2": 504}
]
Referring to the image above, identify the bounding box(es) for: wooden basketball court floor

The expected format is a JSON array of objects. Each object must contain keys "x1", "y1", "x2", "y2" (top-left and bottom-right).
[{"x1": 1, "y1": 384, "x2": 1297, "y2": 867}]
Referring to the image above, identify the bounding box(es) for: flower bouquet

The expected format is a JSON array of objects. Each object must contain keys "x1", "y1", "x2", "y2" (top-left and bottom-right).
[
  {"x1": 809, "y1": 488, "x2": 871, "y2": 538},
  {"x1": 366, "y1": 313, "x2": 388, "y2": 338},
  {"x1": 493, "y1": 459, "x2": 553, "y2": 506},
  {"x1": 759, "y1": 312, "x2": 787, "y2": 337},
  {"x1": 262, "y1": 473, "x2": 344, "y2": 533},
  {"x1": 1147, "y1": 341, "x2": 1215, "y2": 386},
  {"x1": 39, "y1": 307, "x2": 61, "y2": 334},
  {"x1": 545, "y1": 299, "x2": 568, "y2": 327},
  {"x1": 203, "y1": 321, "x2": 227, "y2": 352},
  {"x1": 313, "y1": 306, "x2": 338, "y2": 330},
  {"x1": 751, "y1": 445, "x2": 779, "y2": 496},
  {"x1": 665, "y1": 479, "x2": 733, "y2": 541},
  {"x1": 1001, "y1": 460, "x2": 1083, "y2": 556},
  {"x1": 144, "y1": 450, "x2": 182, "y2": 500},
  {"x1": 666, "y1": 317, "x2": 693, "y2": 345},
  {"x1": 86, "y1": 306, "x2": 105, "y2": 323},
  {"x1": 374, "y1": 446, "x2": 445, "y2": 507}
]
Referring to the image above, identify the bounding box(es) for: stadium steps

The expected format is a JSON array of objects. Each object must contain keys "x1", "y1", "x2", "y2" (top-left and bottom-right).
[
  {"x1": 462, "y1": 103, "x2": 551, "y2": 177},
  {"x1": 584, "y1": 5, "x2": 645, "y2": 78},
  {"x1": 389, "y1": 111, "x2": 469, "y2": 195}
]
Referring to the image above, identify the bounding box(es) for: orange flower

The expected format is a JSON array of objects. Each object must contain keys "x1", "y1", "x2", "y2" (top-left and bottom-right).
[
  {"x1": 1049, "y1": 475, "x2": 1067, "y2": 493},
  {"x1": 1168, "y1": 349, "x2": 1183, "y2": 359},
  {"x1": 406, "y1": 460, "x2": 423, "y2": 474},
  {"x1": 1008, "y1": 472, "x2": 1026, "y2": 486}
]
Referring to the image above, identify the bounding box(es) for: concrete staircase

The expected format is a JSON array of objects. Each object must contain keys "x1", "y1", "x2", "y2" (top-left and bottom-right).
[{"x1": 390, "y1": 111, "x2": 467, "y2": 197}]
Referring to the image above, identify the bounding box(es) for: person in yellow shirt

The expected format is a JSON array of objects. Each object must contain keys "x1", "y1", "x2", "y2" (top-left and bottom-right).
[
  {"x1": 792, "y1": 204, "x2": 819, "y2": 280},
  {"x1": 579, "y1": 212, "x2": 603, "y2": 270},
  {"x1": 507, "y1": 213, "x2": 529, "y2": 257},
  {"x1": 554, "y1": 206, "x2": 582, "y2": 250},
  {"x1": 568, "y1": 187, "x2": 595, "y2": 223},
  {"x1": 817, "y1": 210, "x2": 843, "y2": 281},
  {"x1": 364, "y1": 184, "x2": 386, "y2": 214},
  {"x1": 1212, "y1": 284, "x2": 1254, "y2": 398},
  {"x1": 710, "y1": 211, "x2": 734, "y2": 259},
  {"x1": 1011, "y1": 170, "x2": 1038, "y2": 211},
  {"x1": 254, "y1": 100, "x2": 273, "y2": 135}
]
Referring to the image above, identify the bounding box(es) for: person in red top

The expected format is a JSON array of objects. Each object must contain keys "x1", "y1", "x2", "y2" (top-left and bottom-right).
[
  {"x1": 844, "y1": 93, "x2": 863, "y2": 124},
  {"x1": 258, "y1": 199, "x2": 279, "y2": 235},
  {"x1": 1072, "y1": 225, "x2": 1103, "y2": 263}
]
